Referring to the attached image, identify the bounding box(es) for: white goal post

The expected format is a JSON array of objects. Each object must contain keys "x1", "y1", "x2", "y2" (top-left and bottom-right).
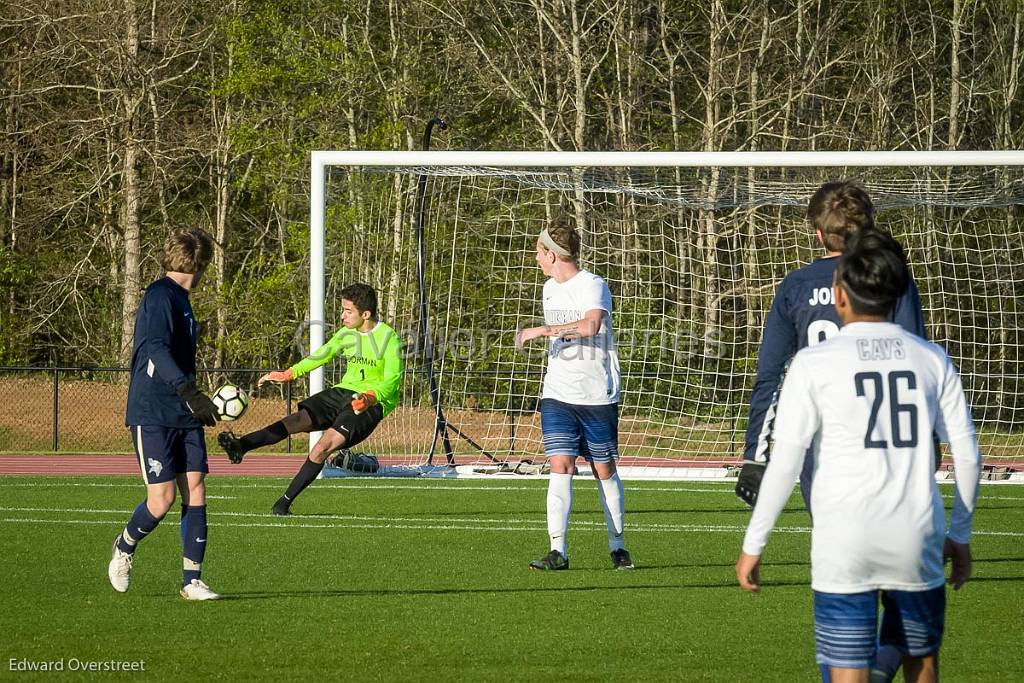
[{"x1": 308, "y1": 150, "x2": 1024, "y2": 480}]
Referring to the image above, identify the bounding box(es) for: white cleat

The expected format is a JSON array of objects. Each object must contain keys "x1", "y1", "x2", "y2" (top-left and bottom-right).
[
  {"x1": 180, "y1": 579, "x2": 221, "y2": 601},
  {"x1": 108, "y1": 537, "x2": 134, "y2": 593}
]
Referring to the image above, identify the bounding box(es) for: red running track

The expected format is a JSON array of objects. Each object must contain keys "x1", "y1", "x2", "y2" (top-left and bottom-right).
[{"x1": 0, "y1": 454, "x2": 302, "y2": 476}]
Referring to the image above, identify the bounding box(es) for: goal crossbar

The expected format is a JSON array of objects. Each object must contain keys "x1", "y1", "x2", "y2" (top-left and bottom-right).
[{"x1": 312, "y1": 150, "x2": 1024, "y2": 168}]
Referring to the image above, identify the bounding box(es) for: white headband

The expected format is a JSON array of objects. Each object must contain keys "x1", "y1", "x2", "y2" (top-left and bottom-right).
[{"x1": 539, "y1": 228, "x2": 572, "y2": 258}]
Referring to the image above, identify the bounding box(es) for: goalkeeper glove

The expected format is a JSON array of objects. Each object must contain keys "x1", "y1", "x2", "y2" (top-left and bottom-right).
[
  {"x1": 735, "y1": 461, "x2": 766, "y2": 508},
  {"x1": 258, "y1": 368, "x2": 294, "y2": 387},
  {"x1": 351, "y1": 391, "x2": 377, "y2": 415},
  {"x1": 177, "y1": 381, "x2": 219, "y2": 427}
]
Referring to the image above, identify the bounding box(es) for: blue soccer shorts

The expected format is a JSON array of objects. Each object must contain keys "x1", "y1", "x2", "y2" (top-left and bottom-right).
[
  {"x1": 539, "y1": 398, "x2": 619, "y2": 463},
  {"x1": 813, "y1": 586, "x2": 946, "y2": 669},
  {"x1": 130, "y1": 425, "x2": 209, "y2": 485}
]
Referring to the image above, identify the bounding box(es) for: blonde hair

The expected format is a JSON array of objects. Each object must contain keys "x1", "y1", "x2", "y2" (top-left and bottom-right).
[
  {"x1": 161, "y1": 229, "x2": 213, "y2": 274},
  {"x1": 544, "y1": 219, "x2": 580, "y2": 261}
]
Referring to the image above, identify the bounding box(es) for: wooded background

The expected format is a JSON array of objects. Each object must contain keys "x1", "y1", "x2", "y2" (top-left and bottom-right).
[{"x1": 2, "y1": 0, "x2": 1022, "y2": 375}]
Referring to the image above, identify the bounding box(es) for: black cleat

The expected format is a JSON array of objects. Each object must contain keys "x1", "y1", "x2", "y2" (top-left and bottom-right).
[
  {"x1": 271, "y1": 496, "x2": 292, "y2": 516},
  {"x1": 611, "y1": 548, "x2": 635, "y2": 570},
  {"x1": 529, "y1": 549, "x2": 569, "y2": 571},
  {"x1": 218, "y1": 431, "x2": 246, "y2": 464}
]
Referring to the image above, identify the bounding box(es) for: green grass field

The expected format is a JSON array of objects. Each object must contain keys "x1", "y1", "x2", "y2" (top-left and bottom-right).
[{"x1": 1, "y1": 476, "x2": 1021, "y2": 681}]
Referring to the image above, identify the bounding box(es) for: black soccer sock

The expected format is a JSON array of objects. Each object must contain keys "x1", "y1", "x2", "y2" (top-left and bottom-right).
[
  {"x1": 239, "y1": 420, "x2": 290, "y2": 452},
  {"x1": 283, "y1": 457, "x2": 325, "y2": 501}
]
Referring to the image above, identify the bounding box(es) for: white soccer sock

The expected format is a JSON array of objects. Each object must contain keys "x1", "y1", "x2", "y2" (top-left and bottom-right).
[
  {"x1": 546, "y1": 472, "x2": 573, "y2": 555},
  {"x1": 597, "y1": 472, "x2": 626, "y2": 552}
]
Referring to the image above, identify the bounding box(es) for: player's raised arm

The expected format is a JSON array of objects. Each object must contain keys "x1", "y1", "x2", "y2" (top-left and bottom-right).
[
  {"x1": 517, "y1": 308, "x2": 604, "y2": 348},
  {"x1": 257, "y1": 368, "x2": 294, "y2": 387},
  {"x1": 263, "y1": 327, "x2": 351, "y2": 386}
]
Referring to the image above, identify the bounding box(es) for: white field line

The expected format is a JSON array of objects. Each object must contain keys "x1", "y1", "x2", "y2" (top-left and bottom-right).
[
  {"x1": 0, "y1": 505, "x2": 760, "y2": 530},
  {"x1": 0, "y1": 479, "x2": 1021, "y2": 499},
  {"x1": 0, "y1": 517, "x2": 541, "y2": 533},
  {"x1": 0, "y1": 506, "x2": 1021, "y2": 537}
]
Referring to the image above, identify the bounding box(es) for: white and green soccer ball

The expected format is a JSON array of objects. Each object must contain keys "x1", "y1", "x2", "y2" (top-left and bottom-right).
[{"x1": 212, "y1": 383, "x2": 249, "y2": 421}]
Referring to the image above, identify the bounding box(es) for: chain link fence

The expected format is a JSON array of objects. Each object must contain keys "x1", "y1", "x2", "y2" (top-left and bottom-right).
[{"x1": 0, "y1": 367, "x2": 307, "y2": 454}]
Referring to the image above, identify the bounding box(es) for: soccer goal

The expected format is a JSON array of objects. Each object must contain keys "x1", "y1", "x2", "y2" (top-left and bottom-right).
[{"x1": 307, "y1": 151, "x2": 1024, "y2": 480}]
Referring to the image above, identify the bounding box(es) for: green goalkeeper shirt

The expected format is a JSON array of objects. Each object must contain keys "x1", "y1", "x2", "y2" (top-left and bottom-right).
[{"x1": 289, "y1": 322, "x2": 403, "y2": 416}]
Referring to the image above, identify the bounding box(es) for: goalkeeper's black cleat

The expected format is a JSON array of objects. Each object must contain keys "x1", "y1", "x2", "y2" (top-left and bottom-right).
[
  {"x1": 218, "y1": 431, "x2": 246, "y2": 464},
  {"x1": 271, "y1": 496, "x2": 292, "y2": 516},
  {"x1": 610, "y1": 548, "x2": 635, "y2": 570},
  {"x1": 529, "y1": 549, "x2": 569, "y2": 571},
  {"x1": 735, "y1": 461, "x2": 767, "y2": 508}
]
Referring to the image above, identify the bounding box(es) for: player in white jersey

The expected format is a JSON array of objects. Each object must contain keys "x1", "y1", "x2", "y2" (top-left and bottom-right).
[
  {"x1": 736, "y1": 230, "x2": 981, "y2": 683},
  {"x1": 516, "y1": 219, "x2": 632, "y2": 571}
]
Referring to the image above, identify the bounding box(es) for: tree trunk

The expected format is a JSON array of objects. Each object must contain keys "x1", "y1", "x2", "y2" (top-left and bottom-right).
[
  {"x1": 700, "y1": 0, "x2": 723, "y2": 358},
  {"x1": 118, "y1": 0, "x2": 145, "y2": 366},
  {"x1": 211, "y1": 16, "x2": 235, "y2": 370},
  {"x1": 744, "y1": 11, "x2": 770, "y2": 345},
  {"x1": 657, "y1": 0, "x2": 691, "y2": 324}
]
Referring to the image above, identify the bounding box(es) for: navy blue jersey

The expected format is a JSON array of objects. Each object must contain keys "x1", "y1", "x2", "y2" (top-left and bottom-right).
[
  {"x1": 125, "y1": 277, "x2": 201, "y2": 428},
  {"x1": 743, "y1": 257, "x2": 925, "y2": 462}
]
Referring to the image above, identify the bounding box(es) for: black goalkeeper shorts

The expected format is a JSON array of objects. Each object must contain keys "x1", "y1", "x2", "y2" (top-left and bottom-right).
[{"x1": 297, "y1": 387, "x2": 384, "y2": 448}]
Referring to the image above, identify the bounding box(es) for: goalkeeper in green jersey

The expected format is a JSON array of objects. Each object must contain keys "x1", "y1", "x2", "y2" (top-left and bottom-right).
[{"x1": 219, "y1": 283, "x2": 403, "y2": 515}]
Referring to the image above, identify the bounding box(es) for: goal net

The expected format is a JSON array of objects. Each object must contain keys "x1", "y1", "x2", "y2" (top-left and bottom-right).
[{"x1": 308, "y1": 152, "x2": 1024, "y2": 480}]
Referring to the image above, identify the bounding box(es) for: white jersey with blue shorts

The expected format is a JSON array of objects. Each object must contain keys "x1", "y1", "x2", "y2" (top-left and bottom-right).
[
  {"x1": 741, "y1": 322, "x2": 982, "y2": 668},
  {"x1": 539, "y1": 270, "x2": 621, "y2": 463}
]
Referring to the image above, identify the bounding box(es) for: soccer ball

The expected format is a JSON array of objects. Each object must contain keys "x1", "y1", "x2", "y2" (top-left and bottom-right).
[{"x1": 212, "y1": 383, "x2": 249, "y2": 421}]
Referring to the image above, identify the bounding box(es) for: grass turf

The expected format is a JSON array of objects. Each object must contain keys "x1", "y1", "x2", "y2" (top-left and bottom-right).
[{"x1": 1, "y1": 476, "x2": 1021, "y2": 681}]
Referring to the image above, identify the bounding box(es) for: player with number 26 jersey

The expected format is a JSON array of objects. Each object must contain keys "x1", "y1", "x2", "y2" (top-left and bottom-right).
[
  {"x1": 745, "y1": 321, "x2": 978, "y2": 591},
  {"x1": 737, "y1": 230, "x2": 980, "y2": 681}
]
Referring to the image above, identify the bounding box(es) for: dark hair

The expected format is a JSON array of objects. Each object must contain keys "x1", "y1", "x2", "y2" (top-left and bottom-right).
[
  {"x1": 546, "y1": 218, "x2": 581, "y2": 261},
  {"x1": 835, "y1": 230, "x2": 909, "y2": 316},
  {"x1": 808, "y1": 181, "x2": 875, "y2": 252},
  {"x1": 340, "y1": 283, "x2": 378, "y2": 318}
]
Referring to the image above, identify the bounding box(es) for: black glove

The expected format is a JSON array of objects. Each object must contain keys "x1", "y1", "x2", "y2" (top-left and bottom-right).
[
  {"x1": 177, "y1": 381, "x2": 219, "y2": 427},
  {"x1": 735, "y1": 461, "x2": 766, "y2": 508}
]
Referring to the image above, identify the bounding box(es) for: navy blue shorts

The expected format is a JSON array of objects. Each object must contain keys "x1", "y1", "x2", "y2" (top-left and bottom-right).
[
  {"x1": 539, "y1": 398, "x2": 619, "y2": 463},
  {"x1": 129, "y1": 425, "x2": 209, "y2": 485},
  {"x1": 813, "y1": 586, "x2": 946, "y2": 669}
]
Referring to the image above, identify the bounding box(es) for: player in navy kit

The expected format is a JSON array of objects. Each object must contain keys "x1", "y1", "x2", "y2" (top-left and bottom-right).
[
  {"x1": 108, "y1": 229, "x2": 222, "y2": 600},
  {"x1": 736, "y1": 181, "x2": 926, "y2": 511}
]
